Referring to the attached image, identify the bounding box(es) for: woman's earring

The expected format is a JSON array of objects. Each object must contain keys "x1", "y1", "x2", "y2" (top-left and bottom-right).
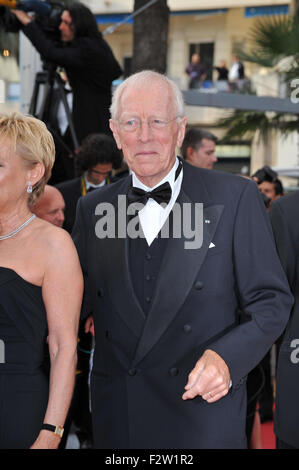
[{"x1": 27, "y1": 181, "x2": 33, "y2": 194}]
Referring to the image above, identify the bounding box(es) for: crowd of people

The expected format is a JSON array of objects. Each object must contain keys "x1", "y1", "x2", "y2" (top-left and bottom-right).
[
  {"x1": 0, "y1": 2, "x2": 298, "y2": 453},
  {"x1": 185, "y1": 52, "x2": 246, "y2": 92}
]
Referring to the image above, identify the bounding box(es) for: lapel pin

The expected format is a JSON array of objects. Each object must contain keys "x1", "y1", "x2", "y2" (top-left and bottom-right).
[{"x1": 205, "y1": 219, "x2": 210, "y2": 224}]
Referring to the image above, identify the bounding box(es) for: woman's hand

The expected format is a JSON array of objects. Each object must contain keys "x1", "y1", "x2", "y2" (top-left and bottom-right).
[{"x1": 30, "y1": 430, "x2": 61, "y2": 449}]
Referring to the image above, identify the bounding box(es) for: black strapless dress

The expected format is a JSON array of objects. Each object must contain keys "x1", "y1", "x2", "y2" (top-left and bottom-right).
[{"x1": 0, "y1": 268, "x2": 49, "y2": 449}]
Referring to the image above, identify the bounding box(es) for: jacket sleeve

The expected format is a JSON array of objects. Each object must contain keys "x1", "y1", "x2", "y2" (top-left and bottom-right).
[
  {"x1": 269, "y1": 199, "x2": 296, "y2": 289},
  {"x1": 72, "y1": 197, "x2": 93, "y2": 321},
  {"x1": 209, "y1": 181, "x2": 293, "y2": 388},
  {"x1": 22, "y1": 21, "x2": 86, "y2": 68}
]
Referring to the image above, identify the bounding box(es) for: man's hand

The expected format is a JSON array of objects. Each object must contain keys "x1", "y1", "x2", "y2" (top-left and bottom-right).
[
  {"x1": 11, "y1": 10, "x2": 32, "y2": 26},
  {"x1": 182, "y1": 349, "x2": 231, "y2": 403},
  {"x1": 84, "y1": 315, "x2": 95, "y2": 336}
]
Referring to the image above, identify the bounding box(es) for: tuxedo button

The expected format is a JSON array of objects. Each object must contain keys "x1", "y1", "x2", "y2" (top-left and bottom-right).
[
  {"x1": 194, "y1": 281, "x2": 204, "y2": 290},
  {"x1": 169, "y1": 367, "x2": 179, "y2": 377},
  {"x1": 146, "y1": 253, "x2": 152, "y2": 260},
  {"x1": 128, "y1": 368, "x2": 137, "y2": 376},
  {"x1": 97, "y1": 288, "x2": 104, "y2": 297},
  {"x1": 145, "y1": 275, "x2": 151, "y2": 281},
  {"x1": 145, "y1": 297, "x2": 151, "y2": 303},
  {"x1": 183, "y1": 324, "x2": 192, "y2": 334}
]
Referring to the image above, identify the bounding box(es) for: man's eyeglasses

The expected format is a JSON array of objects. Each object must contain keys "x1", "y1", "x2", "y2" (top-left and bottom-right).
[{"x1": 118, "y1": 116, "x2": 180, "y2": 133}]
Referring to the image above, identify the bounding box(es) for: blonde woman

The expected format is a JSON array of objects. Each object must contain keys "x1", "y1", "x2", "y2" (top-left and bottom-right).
[{"x1": 0, "y1": 113, "x2": 83, "y2": 448}]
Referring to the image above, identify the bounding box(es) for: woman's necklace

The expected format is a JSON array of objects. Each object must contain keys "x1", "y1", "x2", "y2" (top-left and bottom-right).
[{"x1": 0, "y1": 214, "x2": 36, "y2": 241}]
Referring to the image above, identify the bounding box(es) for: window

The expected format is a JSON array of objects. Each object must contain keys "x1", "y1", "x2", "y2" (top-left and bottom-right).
[{"x1": 189, "y1": 43, "x2": 214, "y2": 81}]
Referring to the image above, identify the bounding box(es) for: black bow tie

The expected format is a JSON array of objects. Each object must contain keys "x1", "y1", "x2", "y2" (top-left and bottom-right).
[
  {"x1": 127, "y1": 160, "x2": 182, "y2": 206},
  {"x1": 87, "y1": 186, "x2": 96, "y2": 192},
  {"x1": 127, "y1": 181, "x2": 172, "y2": 206}
]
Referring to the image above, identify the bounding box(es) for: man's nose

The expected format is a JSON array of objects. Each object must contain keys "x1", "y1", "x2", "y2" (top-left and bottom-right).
[
  {"x1": 58, "y1": 210, "x2": 65, "y2": 224},
  {"x1": 138, "y1": 121, "x2": 152, "y2": 141},
  {"x1": 97, "y1": 174, "x2": 106, "y2": 183}
]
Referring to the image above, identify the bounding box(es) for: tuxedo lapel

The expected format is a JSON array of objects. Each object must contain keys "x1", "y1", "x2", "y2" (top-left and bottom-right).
[
  {"x1": 94, "y1": 176, "x2": 146, "y2": 339},
  {"x1": 132, "y1": 166, "x2": 224, "y2": 366}
]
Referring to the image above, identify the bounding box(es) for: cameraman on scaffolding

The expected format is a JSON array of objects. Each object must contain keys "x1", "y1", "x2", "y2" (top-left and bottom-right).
[{"x1": 12, "y1": 2, "x2": 122, "y2": 145}]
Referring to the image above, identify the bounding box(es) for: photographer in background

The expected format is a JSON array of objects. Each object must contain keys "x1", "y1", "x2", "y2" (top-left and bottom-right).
[{"x1": 12, "y1": 2, "x2": 122, "y2": 145}]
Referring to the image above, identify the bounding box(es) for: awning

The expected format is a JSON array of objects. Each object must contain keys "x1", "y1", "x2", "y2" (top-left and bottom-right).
[
  {"x1": 96, "y1": 8, "x2": 227, "y2": 24},
  {"x1": 244, "y1": 5, "x2": 289, "y2": 18}
]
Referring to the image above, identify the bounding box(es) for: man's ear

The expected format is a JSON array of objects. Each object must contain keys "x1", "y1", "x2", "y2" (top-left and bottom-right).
[
  {"x1": 109, "y1": 119, "x2": 122, "y2": 150},
  {"x1": 176, "y1": 116, "x2": 187, "y2": 148},
  {"x1": 186, "y1": 146, "x2": 195, "y2": 162}
]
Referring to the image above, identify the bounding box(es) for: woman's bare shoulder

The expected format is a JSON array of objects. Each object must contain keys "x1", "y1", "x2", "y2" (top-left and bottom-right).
[{"x1": 32, "y1": 218, "x2": 78, "y2": 263}]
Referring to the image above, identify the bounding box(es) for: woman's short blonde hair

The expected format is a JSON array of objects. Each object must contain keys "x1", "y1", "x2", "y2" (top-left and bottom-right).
[{"x1": 0, "y1": 112, "x2": 55, "y2": 204}]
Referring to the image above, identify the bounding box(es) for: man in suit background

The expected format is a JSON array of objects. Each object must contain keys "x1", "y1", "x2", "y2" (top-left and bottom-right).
[
  {"x1": 72, "y1": 70, "x2": 293, "y2": 449},
  {"x1": 270, "y1": 190, "x2": 299, "y2": 449},
  {"x1": 181, "y1": 128, "x2": 218, "y2": 169},
  {"x1": 56, "y1": 133, "x2": 122, "y2": 233},
  {"x1": 30, "y1": 184, "x2": 65, "y2": 228}
]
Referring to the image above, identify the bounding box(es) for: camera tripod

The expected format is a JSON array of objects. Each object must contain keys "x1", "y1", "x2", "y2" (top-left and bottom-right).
[{"x1": 29, "y1": 64, "x2": 79, "y2": 155}]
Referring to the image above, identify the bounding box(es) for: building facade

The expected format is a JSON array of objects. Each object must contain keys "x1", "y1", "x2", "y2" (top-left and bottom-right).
[{"x1": 87, "y1": 0, "x2": 298, "y2": 187}]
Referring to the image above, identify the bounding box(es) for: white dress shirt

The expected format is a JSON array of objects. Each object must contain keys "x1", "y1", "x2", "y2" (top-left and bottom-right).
[
  {"x1": 131, "y1": 157, "x2": 183, "y2": 246},
  {"x1": 85, "y1": 175, "x2": 106, "y2": 191}
]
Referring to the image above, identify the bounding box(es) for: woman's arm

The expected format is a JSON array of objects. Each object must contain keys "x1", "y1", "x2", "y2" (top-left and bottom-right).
[{"x1": 31, "y1": 229, "x2": 83, "y2": 449}]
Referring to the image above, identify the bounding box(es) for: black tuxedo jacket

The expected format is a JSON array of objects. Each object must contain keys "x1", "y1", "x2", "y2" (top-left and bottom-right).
[
  {"x1": 270, "y1": 191, "x2": 299, "y2": 448},
  {"x1": 72, "y1": 161, "x2": 292, "y2": 449},
  {"x1": 56, "y1": 177, "x2": 111, "y2": 233},
  {"x1": 56, "y1": 177, "x2": 82, "y2": 233}
]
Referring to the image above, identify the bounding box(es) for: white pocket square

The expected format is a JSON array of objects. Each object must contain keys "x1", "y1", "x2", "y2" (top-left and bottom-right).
[{"x1": 209, "y1": 242, "x2": 215, "y2": 248}]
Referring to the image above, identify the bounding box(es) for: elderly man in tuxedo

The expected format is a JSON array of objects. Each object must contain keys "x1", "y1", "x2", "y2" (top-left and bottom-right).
[{"x1": 72, "y1": 70, "x2": 293, "y2": 449}]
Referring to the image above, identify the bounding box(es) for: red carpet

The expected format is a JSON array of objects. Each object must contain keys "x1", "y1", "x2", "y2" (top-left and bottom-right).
[{"x1": 261, "y1": 419, "x2": 275, "y2": 449}]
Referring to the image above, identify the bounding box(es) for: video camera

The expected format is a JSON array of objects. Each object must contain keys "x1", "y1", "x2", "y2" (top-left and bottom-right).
[{"x1": 0, "y1": 0, "x2": 64, "y2": 40}]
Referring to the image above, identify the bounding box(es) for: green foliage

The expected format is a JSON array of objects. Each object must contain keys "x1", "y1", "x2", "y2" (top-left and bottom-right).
[
  {"x1": 239, "y1": 14, "x2": 299, "y2": 67},
  {"x1": 217, "y1": 14, "x2": 299, "y2": 142},
  {"x1": 217, "y1": 109, "x2": 299, "y2": 143}
]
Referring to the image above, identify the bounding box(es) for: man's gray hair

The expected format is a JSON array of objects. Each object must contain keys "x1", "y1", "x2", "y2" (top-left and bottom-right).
[{"x1": 110, "y1": 70, "x2": 185, "y2": 120}]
